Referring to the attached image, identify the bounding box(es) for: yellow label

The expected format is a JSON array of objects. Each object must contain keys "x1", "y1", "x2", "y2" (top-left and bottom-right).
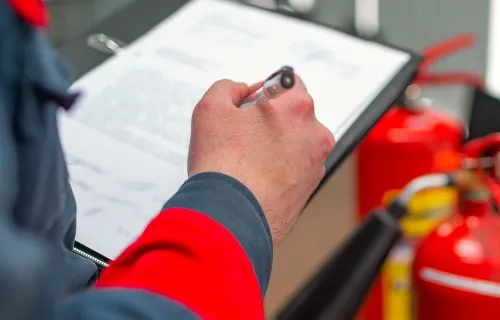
[
  {"x1": 380, "y1": 187, "x2": 457, "y2": 319},
  {"x1": 382, "y1": 245, "x2": 413, "y2": 320},
  {"x1": 382, "y1": 187, "x2": 457, "y2": 237}
]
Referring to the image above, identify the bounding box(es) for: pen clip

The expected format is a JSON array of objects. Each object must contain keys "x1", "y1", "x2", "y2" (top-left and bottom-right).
[{"x1": 87, "y1": 33, "x2": 127, "y2": 55}]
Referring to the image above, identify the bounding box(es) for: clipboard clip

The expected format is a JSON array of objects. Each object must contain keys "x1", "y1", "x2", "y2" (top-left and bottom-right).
[{"x1": 87, "y1": 33, "x2": 127, "y2": 55}]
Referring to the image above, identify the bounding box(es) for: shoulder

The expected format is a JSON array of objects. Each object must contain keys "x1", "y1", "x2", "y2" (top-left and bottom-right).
[{"x1": 9, "y1": 0, "x2": 49, "y2": 28}]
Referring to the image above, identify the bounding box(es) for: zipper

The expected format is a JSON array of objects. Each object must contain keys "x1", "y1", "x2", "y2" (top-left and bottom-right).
[{"x1": 72, "y1": 247, "x2": 110, "y2": 268}]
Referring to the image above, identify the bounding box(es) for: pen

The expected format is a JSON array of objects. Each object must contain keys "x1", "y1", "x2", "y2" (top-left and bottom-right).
[{"x1": 238, "y1": 66, "x2": 295, "y2": 108}]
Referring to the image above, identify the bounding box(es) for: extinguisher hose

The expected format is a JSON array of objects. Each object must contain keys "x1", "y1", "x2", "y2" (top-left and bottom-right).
[
  {"x1": 386, "y1": 173, "x2": 456, "y2": 220},
  {"x1": 413, "y1": 33, "x2": 485, "y2": 90},
  {"x1": 464, "y1": 134, "x2": 500, "y2": 208},
  {"x1": 477, "y1": 171, "x2": 500, "y2": 208}
]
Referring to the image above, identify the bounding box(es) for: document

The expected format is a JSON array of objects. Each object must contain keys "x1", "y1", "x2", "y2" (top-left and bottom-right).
[{"x1": 59, "y1": 0, "x2": 411, "y2": 259}]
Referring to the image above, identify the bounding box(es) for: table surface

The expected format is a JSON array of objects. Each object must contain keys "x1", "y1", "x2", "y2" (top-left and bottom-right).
[{"x1": 46, "y1": 0, "x2": 137, "y2": 46}]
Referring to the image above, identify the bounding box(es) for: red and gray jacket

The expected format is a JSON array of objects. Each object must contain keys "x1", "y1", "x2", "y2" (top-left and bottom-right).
[
  {"x1": 0, "y1": 1, "x2": 272, "y2": 319},
  {"x1": 68, "y1": 173, "x2": 273, "y2": 320}
]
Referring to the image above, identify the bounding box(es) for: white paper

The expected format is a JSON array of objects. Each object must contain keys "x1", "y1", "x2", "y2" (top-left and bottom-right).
[{"x1": 59, "y1": 0, "x2": 411, "y2": 259}]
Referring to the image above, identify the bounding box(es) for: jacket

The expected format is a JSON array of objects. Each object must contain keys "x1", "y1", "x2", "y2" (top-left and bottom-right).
[{"x1": 0, "y1": 1, "x2": 272, "y2": 319}]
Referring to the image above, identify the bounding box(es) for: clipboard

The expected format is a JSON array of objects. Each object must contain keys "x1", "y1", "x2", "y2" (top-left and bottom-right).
[{"x1": 57, "y1": 0, "x2": 422, "y2": 267}]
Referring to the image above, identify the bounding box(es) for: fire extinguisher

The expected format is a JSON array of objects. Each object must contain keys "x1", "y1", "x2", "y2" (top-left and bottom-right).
[
  {"x1": 357, "y1": 33, "x2": 483, "y2": 320},
  {"x1": 413, "y1": 134, "x2": 500, "y2": 320}
]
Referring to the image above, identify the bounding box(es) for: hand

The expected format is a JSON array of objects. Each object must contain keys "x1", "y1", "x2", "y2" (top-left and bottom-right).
[{"x1": 188, "y1": 77, "x2": 335, "y2": 244}]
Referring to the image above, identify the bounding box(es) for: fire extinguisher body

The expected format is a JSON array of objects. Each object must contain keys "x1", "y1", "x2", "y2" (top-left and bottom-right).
[
  {"x1": 413, "y1": 200, "x2": 500, "y2": 319},
  {"x1": 357, "y1": 107, "x2": 464, "y2": 319},
  {"x1": 357, "y1": 107, "x2": 464, "y2": 217}
]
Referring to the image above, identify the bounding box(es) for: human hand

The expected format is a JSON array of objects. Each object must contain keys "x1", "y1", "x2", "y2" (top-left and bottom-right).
[{"x1": 188, "y1": 76, "x2": 335, "y2": 244}]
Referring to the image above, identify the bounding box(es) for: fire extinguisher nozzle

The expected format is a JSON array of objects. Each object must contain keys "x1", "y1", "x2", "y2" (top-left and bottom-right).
[{"x1": 386, "y1": 200, "x2": 407, "y2": 220}]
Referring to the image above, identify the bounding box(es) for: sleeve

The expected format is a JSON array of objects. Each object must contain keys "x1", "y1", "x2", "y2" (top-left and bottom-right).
[{"x1": 58, "y1": 172, "x2": 274, "y2": 320}]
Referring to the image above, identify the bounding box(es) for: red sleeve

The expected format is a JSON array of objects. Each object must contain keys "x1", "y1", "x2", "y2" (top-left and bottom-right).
[{"x1": 94, "y1": 207, "x2": 266, "y2": 320}]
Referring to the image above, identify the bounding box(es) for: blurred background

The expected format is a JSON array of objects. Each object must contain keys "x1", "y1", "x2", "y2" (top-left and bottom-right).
[
  {"x1": 47, "y1": 0, "x2": 493, "y2": 121},
  {"x1": 45, "y1": 0, "x2": 500, "y2": 319}
]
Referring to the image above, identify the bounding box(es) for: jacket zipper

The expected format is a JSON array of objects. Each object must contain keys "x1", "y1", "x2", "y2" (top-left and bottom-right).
[{"x1": 72, "y1": 247, "x2": 110, "y2": 268}]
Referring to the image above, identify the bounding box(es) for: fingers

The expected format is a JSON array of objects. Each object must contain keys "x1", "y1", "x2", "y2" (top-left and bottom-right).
[
  {"x1": 262, "y1": 74, "x2": 314, "y2": 118},
  {"x1": 248, "y1": 81, "x2": 264, "y2": 94},
  {"x1": 289, "y1": 74, "x2": 308, "y2": 95},
  {"x1": 197, "y1": 80, "x2": 251, "y2": 112},
  {"x1": 288, "y1": 76, "x2": 314, "y2": 116},
  {"x1": 196, "y1": 75, "x2": 314, "y2": 120},
  {"x1": 279, "y1": 74, "x2": 335, "y2": 161}
]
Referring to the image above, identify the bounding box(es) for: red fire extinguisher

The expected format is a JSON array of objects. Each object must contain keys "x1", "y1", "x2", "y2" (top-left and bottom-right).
[
  {"x1": 412, "y1": 134, "x2": 500, "y2": 320},
  {"x1": 357, "y1": 34, "x2": 483, "y2": 320}
]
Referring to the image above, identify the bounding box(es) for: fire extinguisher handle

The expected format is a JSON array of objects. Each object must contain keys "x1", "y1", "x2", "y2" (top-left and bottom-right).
[
  {"x1": 276, "y1": 211, "x2": 401, "y2": 320},
  {"x1": 387, "y1": 173, "x2": 456, "y2": 220}
]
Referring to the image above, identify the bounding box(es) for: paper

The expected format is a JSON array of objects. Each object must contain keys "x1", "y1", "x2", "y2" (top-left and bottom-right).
[{"x1": 59, "y1": 0, "x2": 411, "y2": 259}]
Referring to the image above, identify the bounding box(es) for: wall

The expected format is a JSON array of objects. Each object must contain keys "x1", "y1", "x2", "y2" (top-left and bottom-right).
[
  {"x1": 486, "y1": 0, "x2": 500, "y2": 97},
  {"x1": 379, "y1": 0, "x2": 490, "y2": 123}
]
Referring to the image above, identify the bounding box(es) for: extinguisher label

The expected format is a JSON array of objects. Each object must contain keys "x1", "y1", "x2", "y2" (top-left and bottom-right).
[
  {"x1": 420, "y1": 267, "x2": 500, "y2": 297},
  {"x1": 381, "y1": 187, "x2": 457, "y2": 320},
  {"x1": 382, "y1": 244, "x2": 414, "y2": 320}
]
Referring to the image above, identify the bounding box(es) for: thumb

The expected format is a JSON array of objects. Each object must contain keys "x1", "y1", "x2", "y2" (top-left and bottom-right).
[{"x1": 202, "y1": 79, "x2": 251, "y2": 108}]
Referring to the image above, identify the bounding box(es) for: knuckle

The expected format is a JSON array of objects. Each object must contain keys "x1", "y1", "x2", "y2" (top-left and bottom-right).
[
  {"x1": 212, "y1": 79, "x2": 232, "y2": 90},
  {"x1": 319, "y1": 165, "x2": 327, "y2": 179},
  {"x1": 319, "y1": 126, "x2": 335, "y2": 157},
  {"x1": 293, "y1": 73, "x2": 306, "y2": 90},
  {"x1": 324, "y1": 129, "x2": 336, "y2": 150},
  {"x1": 295, "y1": 94, "x2": 314, "y2": 115},
  {"x1": 195, "y1": 98, "x2": 210, "y2": 112},
  {"x1": 193, "y1": 97, "x2": 215, "y2": 117},
  {"x1": 203, "y1": 79, "x2": 231, "y2": 99}
]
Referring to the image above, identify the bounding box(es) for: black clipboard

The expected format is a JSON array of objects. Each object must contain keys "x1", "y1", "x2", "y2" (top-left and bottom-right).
[{"x1": 57, "y1": 0, "x2": 422, "y2": 266}]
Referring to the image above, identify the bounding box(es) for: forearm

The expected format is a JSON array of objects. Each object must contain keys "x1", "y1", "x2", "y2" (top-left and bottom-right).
[{"x1": 59, "y1": 173, "x2": 272, "y2": 320}]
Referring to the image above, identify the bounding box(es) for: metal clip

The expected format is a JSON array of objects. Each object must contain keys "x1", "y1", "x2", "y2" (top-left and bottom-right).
[
  {"x1": 462, "y1": 157, "x2": 494, "y2": 170},
  {"x1": 87, "y1": 33, "x2": 127, "y2": 55},
  {"x1": 403, "y1": 84, "x2": 433, "y2": 109},
  {"x1": 494, "y1": 152, "x2": 500, "y2": 181}
]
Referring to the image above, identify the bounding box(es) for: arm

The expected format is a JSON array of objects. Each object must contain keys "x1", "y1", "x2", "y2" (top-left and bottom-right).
[
  {"x1": 1, "y1": 1, "x2": 333, "y2": 319},
  {"x1": 0, "y1": 172, "x2": 271, "y2": 320},
  {"x1": 3, "y1": 2, "x2": 271, "y2": 318},
  {"x1": 57, "y1": 172, "x2": 272, "y2": 320},
  {"x1": 55, "y1": 73, "x2": 332, "y2": 319}
]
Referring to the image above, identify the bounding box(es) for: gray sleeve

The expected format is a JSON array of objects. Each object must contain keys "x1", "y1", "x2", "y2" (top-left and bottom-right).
[
  {"x1": 56, "y1": 290, "x2": 200, "y2": 320},
  {"x1": 0, "y1": 2, "x2": 98, "y2": 319}
]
